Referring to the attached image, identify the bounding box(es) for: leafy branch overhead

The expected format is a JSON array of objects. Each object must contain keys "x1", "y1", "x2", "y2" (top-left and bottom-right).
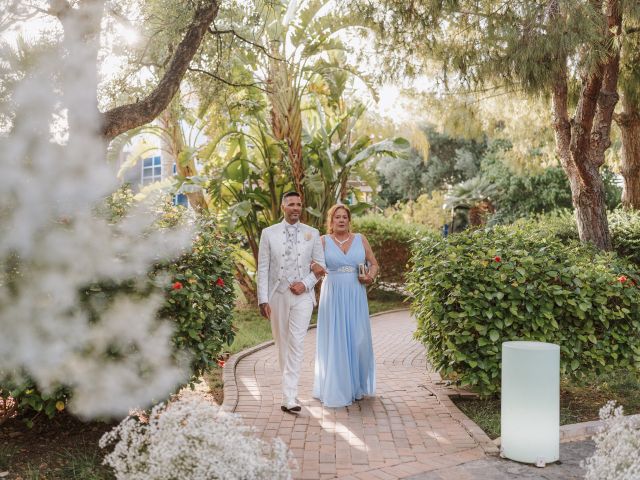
[{"x1": 101, "y1": 1, "x2": 221, "y2": 140}]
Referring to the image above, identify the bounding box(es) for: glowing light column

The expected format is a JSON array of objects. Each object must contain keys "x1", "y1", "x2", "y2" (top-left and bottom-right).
[{"x1": 501, "y1": 341, "x2": 560, "y2": 466}]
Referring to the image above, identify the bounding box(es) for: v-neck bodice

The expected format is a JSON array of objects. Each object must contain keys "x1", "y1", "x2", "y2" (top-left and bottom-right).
[{"x1": 325, "y1": 234, "x2": 365, "y2": 271}]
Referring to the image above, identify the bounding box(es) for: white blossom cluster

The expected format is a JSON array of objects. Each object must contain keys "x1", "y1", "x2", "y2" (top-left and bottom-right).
[
  {"x1": 582, "y1": 401, "x2": 640, "y2": 480},
  {"x1": 0, "y1": 2, "x2": 190, "y2": 417},
  {"x1": 100, "y1": 396, "x2": 293, "y2": 480}
]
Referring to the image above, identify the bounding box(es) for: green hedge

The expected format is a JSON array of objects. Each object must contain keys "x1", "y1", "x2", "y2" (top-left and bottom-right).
[
  {"x1": 408, "y1": 224, "x2": 640, "y2": 396},
  {"x1": 609, "y1": 209, "x2": 640, "y2": 265},
  {"x1": 2, "y1": 208, "x2": 235, "y2": 422},
  {"x1": 353, "y1": 215, "x2": 435, "y2": 294},
  {"x1": 161, "y1": 217, "x2": 235, "y2": 378},
  {"x1": 519, "y1": 209, "x2": 640, "y2": 266}
]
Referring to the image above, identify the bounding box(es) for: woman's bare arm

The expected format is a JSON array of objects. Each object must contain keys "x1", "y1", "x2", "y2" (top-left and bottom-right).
[
  {"x1": 311, "y1": 236, "x2": 328, "y2": 278},
  {"x1": 360, "y1": 234, "x2": 379, "y2": 281}
]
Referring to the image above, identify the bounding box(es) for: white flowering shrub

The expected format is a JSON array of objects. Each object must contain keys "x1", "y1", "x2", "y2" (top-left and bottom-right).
[
  {"x1": 0, "y1": 3, "x2": 190, "y2": 418},
  {"x1": 582, "y1": 401, "x2": 640, "y2": 480},
  {"x1": 100, "y1": 397, "x2": 293, "y2": 480}
]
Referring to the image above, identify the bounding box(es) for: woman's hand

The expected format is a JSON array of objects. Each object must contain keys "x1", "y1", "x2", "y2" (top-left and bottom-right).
[{"x1": 358, "y1": 274, "x2": 374, "y2": 285}]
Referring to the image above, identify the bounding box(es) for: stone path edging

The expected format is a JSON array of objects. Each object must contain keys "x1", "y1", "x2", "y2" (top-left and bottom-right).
[
  {"x1": 422, "y1": 385, "x2": 500, "y2": 456},
  {"x1": 493, "y1": 413, "x2": 640, "y2": 446},
  {"x1": 221, "y1": 308, "x2": 410, "y2": 414}
]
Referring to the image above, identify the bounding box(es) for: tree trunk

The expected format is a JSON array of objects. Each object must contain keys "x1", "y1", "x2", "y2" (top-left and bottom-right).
[
  {"x1": 616, "y1": 95, "x2": 640, "y2": 208},
  {"x1": 100, "y1": 1, "x2": 219, "y2": 141},
  {"x1": 234, "y1": 261, "x2": 257, "y2": 305},
  {"x1": 549, "y1": 0, "x2": 620, "y2": 251},
  {"x1": 469, "y1": 200, "x2": 494, "y2": 227},
  {"x1": 552, "y1": 78, "x2": 613, "y2": 250},
  {"x1": 567, "y1": 163, "x2": 611, "y2": 248}
]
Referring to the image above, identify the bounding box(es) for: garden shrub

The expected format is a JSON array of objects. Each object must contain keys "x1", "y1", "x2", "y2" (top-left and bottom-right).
[
  {"x1": 160, "y1": 216, "x2": 235, "y2": 379},
  {"x1": 0, "y1": 379, "x2": 69, "y2": 427},
  {"x1": 521, "y1": 209, "x2": 640, "y2": 266},
  {"x1": 408, "y1": 224, "x2": 640, "y2": 396},
  {"x1": 1, "y1": 203, "x2": 235, "y2": 421},
  {"x1": 353, "y1": 214, "x2": 435, "y2": 297},
  {"x1": 515, "y1": 210, "x2": 577, "y2": 244},
  {"x1": 609, "y1": 209, "x2": 640, "y2": 266}
]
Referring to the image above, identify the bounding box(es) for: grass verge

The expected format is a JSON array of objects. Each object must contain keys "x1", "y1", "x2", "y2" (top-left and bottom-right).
[
  {"x1": 0, "y1": 413, "x2": 115, "y2": 480},
  {"x1": 452, "y1": 369, "x2": 640, "y2": 439}
]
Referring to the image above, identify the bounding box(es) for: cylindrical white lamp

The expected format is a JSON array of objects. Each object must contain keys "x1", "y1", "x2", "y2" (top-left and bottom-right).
[{"x1": 501, "y1": 341, "x2": 560, "y2": 466}]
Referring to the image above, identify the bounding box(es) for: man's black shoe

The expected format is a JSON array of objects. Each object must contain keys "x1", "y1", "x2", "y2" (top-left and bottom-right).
[{"x1": 281, "y1": 404, "x2": 301, "y2": 413}]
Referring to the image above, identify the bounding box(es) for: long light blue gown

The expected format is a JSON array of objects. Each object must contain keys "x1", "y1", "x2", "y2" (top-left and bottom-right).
[{"x1": 313, "y1": 234, "x2": 376, "y2": 407}]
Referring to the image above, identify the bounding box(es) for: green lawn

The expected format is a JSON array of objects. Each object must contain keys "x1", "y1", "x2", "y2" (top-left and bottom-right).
[
  {"x1": 226, "y1": 308, "x2": 274, "y2": 356},
  {"x1": 452, "y1": 369, "x2": 640, "y2": 439}
]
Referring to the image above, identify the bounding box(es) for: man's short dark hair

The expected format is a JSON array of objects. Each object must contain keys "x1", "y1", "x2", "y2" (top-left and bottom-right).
[{"x1": 281, "y1": 191, "x2": 301, "y2": 204}]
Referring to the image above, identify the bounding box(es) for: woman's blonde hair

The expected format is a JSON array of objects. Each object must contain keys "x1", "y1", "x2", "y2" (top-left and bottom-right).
[{"x1": 326, "y1": 204, "x2": 352, "y2": 234}]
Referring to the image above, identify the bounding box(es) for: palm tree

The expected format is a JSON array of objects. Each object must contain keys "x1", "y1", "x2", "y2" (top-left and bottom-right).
[
  {"x1": 444, "y1": 177, "x2": 498, "y2": 228},
  {"x1": 205, "y1": 107, "x2": 290, "y2": 302},
  {"x1": 302, "y1": 75, "x2": 409, "y2": 228},
  {"x1": 258, "y1": 0, "x2": 367, "y2": 209}
]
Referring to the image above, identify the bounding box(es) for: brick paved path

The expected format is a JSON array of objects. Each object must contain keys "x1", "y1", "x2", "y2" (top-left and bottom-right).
[{"x1": 223, "y1": 310, "x2": 496, "y2": 479}]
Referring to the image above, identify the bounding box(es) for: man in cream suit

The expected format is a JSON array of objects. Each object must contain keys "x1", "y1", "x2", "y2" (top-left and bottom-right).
[{"x1": 258, "y1": 191, "x2": 325, "y2": 413}]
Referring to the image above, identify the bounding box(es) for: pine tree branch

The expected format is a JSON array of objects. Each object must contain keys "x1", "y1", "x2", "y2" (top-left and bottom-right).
[
  {"x1": 187, "y1": 67, "x2": 267, "y2": 91},
  {"x1": 208, "y1": 26, "x2": 280, "y2": 61},
  {"x1": 570, "y1": 68, "x2": 603, "y2": 176},
  {"x1": 100, "y1": 1, "x2": 220, "y2": 141},
  {"x1": 591, "y1": 0, "x2": 621, "y2": 163}
]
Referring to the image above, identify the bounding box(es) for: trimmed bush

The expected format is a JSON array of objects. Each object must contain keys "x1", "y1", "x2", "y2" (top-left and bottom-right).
[
  {"x1": 353, "y1": 214, "x2": 435, "y2": 295},
  {"x1": 609, "y1": 209, "x2": 640, "y2": 266},
  {"x1": 515, "y1": 210, "x2": 577, "y2": 244},
  {"x1": 2, "y1": 208, "x2": 235, "y2": 422},
  {"x1": 408, "y1": 224, "x2": 640, "y2": 396},
  {"x1": 161, "y1": 217, "x2": 235, "y2": 378}
]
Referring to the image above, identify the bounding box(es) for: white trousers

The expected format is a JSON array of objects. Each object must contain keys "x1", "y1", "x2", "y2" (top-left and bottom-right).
[{"x1": 270, "y1": 289, "x2": 313, "y2": 404}]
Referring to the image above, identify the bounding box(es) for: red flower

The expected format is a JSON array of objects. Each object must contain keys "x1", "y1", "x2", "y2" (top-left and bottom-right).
[
  {"x1": 216, "y1": 277, "x2": 225, "y2": 287},
  {"x1": 217, "y1": 359, "x2": 225, "y2": 368},
  {"x1": 494, "y1": 256, "x2": 501, "y2": 263},
  {"x1": 171, "y1": 281, "x2": 183, "y2": 290},
  {"x1": 618, "y1": 275, "x2": 628, "y2": 283}
]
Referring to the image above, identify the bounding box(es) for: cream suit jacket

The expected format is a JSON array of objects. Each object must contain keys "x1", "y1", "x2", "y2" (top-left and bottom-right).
[{"x1": 257, "y1": 221, "x2": 325, "y2": 305}]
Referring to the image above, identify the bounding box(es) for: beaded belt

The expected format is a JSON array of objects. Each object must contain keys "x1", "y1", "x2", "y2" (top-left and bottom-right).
[{"x1": 328, "y1": 266, "x2": 356, "y2": 273}]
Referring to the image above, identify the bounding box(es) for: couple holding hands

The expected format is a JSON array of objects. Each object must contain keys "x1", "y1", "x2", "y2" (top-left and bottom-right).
[{"x1": 257, "y1": 191, "x2": 379, "y2": 412}]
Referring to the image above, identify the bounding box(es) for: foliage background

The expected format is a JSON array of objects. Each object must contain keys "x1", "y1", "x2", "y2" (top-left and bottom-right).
[
  {"x1": 1, "y1": 198, "x2": 235, "y2": 422},
  {"x1": 353, "y1": 215, "x2": 434, "y2": 294},
  {"x1": 408, "y1": 222, "x2": 640, "y2": 396}
]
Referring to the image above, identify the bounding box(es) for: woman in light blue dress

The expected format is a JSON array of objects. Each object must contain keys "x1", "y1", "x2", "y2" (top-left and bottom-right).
[{"x1": 313, "y1": 204, "x2": 378, "y2": 407}]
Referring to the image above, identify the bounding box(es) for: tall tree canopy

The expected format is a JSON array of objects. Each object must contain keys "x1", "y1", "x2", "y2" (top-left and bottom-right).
[
  {"x1": 359, "y1": 0, "x2": 639, "y2": 250},
  {"x1": 2, "y1": 0, "x2": 222, "y2": 142}
]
